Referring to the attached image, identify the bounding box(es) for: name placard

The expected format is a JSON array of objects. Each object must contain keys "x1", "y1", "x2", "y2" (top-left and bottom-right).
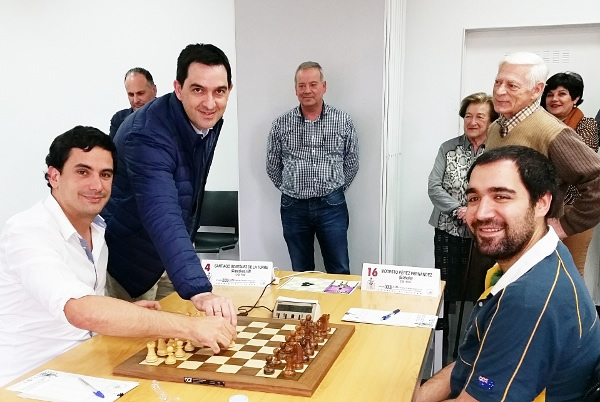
[
  {"x1": 361, "y1": 263, "x2": 440, "y2": 297},
  {"x1": 201, "y1": 260, "x2": 274, "y2": 287}
]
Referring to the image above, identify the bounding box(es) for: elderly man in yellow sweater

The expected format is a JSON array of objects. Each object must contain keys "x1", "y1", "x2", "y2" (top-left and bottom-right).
[{"x1": 486, "y1": 52, "x2": 600, "y2": 274}]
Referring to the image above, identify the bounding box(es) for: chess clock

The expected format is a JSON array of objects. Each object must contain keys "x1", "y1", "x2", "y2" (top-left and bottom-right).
[{"x1": 272, "y1": 296, "x2": 321, "y2": 320}]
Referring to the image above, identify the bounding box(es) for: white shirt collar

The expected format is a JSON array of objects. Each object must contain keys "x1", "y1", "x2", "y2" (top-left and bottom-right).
[
  {"x1": 43, "y1": 195, "x2": 105, "y2": 242},
  {"x1": 490, "y1": 226, "x2": 559, "y2": 296},
  {"x1": 190, "y1": 123, "x2": 211, "y2": 138}
]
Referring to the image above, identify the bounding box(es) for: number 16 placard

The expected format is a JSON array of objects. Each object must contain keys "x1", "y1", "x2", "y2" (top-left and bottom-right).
[{"x1": 361, "y1": 263, "x2": 440, "y2": 297}]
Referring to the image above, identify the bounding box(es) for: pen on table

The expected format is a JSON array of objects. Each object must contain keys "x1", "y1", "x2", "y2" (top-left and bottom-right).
[
  {"x1": 79, "y1": 377, "x2": 105, "y2": 398},
  {"x1": 381, "y1": 308, "x2": 401, "y2": 321}
]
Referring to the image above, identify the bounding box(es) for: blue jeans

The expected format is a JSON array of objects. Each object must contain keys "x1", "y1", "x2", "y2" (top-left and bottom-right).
[{"x1": 280, "y1": 188, "x2": 350, "y2": 275}]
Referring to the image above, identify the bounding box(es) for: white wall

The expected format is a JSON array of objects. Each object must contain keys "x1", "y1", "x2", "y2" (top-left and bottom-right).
[
  {"x1": 399, "y1": 0, "x2": 600, "y2": 268},
  {"x1": 0, "y1": 0, "x2": 238, "y2": 229},
  {"x1": 4, "y1": 0, "x2": 599, "y2": 277},
  {"x1": 463, "y1": 25, "x2": 600, "y2": 119},
  {"x1": 234, "y1": 0, "x2": 385, "y2": 273}
]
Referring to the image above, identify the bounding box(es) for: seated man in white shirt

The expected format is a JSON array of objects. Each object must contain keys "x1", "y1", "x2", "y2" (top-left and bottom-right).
[{"x1": 0, "y1": 126, "x2": 236, "y2": 386}]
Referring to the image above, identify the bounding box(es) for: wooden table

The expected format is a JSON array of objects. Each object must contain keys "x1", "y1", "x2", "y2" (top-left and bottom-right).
[{"x1": 0, "y1": 273, "x2": 442, "y2": 401}]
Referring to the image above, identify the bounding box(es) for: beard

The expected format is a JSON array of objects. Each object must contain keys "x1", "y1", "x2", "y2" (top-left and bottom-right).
[{"x1": 470, "y1": 207, "x2": 535, "y2": 261}]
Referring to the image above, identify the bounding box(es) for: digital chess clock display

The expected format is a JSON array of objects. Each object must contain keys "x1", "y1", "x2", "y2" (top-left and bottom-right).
[
  {"x1": 276, "y1": 303, "x2": 313, "y2": 313},
  {"x1": 273, "y1": 297, "x2": 321, "y2": 320}
]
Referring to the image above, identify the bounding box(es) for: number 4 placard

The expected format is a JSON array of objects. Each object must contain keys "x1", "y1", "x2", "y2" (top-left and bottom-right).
[{"x1": 361, "y1": 263, "x2": 440, "y2": 297}]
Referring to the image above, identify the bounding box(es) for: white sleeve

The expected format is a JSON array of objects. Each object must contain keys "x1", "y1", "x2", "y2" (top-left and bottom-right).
[{"x1": 0, "y1": 218, "x2": 95, "y2": 324}]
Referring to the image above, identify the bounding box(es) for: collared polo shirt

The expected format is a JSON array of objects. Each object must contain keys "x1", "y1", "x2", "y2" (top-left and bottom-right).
[{"x1": 450, "y1": 227, "x2": 600, "y2": 401}]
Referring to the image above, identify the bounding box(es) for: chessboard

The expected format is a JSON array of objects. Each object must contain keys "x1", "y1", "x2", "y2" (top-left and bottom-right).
[{"x1": 113, "y1": 315, "x2": 355, "y2": 397}]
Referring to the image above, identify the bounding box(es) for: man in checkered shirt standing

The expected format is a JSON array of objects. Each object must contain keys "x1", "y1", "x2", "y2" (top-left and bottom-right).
[{"x1": 266, "y1": 62, "x2": 359, "y2": 275}]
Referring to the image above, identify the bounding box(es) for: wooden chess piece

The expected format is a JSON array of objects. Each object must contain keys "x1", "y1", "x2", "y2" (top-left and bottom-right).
[
  {"x1": 304, "y1": 342, "x2": 315, "y2": 357},
  {"x1": 272, "y1": 348, "x2": 282, "y2": 366},
  {"x1": 264, "y1": 355, "x2": 275, "y2": 375},
  {"x1": 156, "y1": 338, "x2": 167, "y2": 357},
  {"x1": 323, "y1": 313, "x2": 331, "y2": 332},
  {"x1": 272, "y1": 348, "x2": 282, "y2": 365},
  {"x1": 283, "y1": 356, "x2": 296, "y2": 377},
  {"x1": 315, "y1": 326, "x2": 324, "y2": 343},
  {"x1": 184, "y1": 340, "x2": 194, "y2": 352},
  {"x1": 316, "y1": 315, "x2": 324, "y2": 336},
  {"x1": 284, "y1": 335, "x2": 295, "y2": 353},
  {"x1": 294, "y1": 343, "x2": 304, "y2": 370},
  {"x1": 175, "y1": 340, "x2": 185, "y2": 358},
  {"x1": 165, "y1": 346, "x2": 176, "y2": 365},
  {"x1": 309, "y1": 332, "x2": 318, "y2": 350},
  {"x1": 145, "y1": 341, "x2": 158, "y2": 363}
]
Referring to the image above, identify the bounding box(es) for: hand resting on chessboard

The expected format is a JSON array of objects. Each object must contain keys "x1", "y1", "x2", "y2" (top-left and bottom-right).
[
  {"x1": 64, "y1": 295, "x2": 237, "y2": 354},
  {"x1": 190, "y1": 291, "x2": 237, "y2": 327}
]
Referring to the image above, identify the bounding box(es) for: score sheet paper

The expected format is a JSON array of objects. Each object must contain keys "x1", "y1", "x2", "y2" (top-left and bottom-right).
[
  {"x1": 7, "y1": 370, "x2": 138, "y2": 402},
  {"x1": 361, "y1": 263, "x2": 440, "y2": 297},
  {"x1": 279, "y1": 277, "x2": 360, "y2": 294},
  {"x1": 342, "y1": 308, "x2": 438, "y2": 328}
]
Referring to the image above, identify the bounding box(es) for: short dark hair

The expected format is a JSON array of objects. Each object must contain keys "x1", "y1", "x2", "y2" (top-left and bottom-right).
[
  {"x1": 542, "y1": 72, "x2": 584, "y2": 108},
  {"x1": 458, "y1": 92, "x2": 499, "y2": 122},
  {"x1": 125, "y1": 67, "x2": 155, "y2": 86},
  {"x1": 467, "y1": 146, "x2": 558, "y2": 213},
  {"x1": 44, "y1": 126, "x2": 117, "y2": 188},
  {"x1": 176, "y1": 44, "x2": 232, "y2": 87}
]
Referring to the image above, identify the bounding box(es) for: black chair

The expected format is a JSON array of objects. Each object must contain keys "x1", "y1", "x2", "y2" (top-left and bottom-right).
[
  {"x1": 584, "y1": 357, "x2": 600, "y2": 402},
  {"x1": 194, "y1": 191, "x2": 239, "y2": 255}
]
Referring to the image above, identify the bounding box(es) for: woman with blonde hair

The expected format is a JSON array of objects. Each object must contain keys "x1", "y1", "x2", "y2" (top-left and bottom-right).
[{"x1": 428, "y1": 92, "x2": 498, "y2": 359}]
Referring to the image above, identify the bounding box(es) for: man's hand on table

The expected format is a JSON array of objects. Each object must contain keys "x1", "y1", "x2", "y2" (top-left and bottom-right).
[{"x1": 191, "y1": 292, "x2": 238, "y2": 326}]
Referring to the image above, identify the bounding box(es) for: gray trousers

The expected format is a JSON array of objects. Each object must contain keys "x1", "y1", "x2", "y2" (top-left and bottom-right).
[{"x1": 106, "y1": 271, "x2": 174, "y2": 301}]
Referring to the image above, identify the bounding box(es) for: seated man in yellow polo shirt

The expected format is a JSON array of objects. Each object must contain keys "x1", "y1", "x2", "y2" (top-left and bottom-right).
[{"x1": 417, "y1": 145, "x2": 600, "y2": 401}]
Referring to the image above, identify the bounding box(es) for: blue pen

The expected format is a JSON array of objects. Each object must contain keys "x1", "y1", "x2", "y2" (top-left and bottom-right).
[
  {"x1": 79, "y1": 377, "x2": 105, "y2": 398},
  {"x1": 381, "y1": 308, "x2": 401, "y2": 321}
]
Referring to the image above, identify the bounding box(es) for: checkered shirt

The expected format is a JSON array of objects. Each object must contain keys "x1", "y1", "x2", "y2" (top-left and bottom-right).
[
  {"x1": 497, "y1": 99, "x2": 541, "y2": 137},
  {"x1": 266, "y1": 103, "x2": 359, "y2": 199}
]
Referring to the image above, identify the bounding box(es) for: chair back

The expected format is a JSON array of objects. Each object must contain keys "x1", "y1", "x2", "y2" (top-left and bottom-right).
[{"x1": 199, "y1": 191, "x2": 239, "y2": 233}]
